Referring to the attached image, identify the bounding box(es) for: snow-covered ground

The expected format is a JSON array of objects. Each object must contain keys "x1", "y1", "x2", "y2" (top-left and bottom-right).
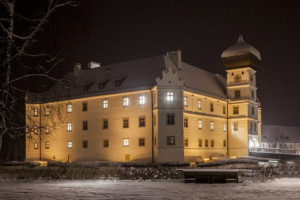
[{"x1": 0, "y1": 178, "x2": 300, "y2": 199}]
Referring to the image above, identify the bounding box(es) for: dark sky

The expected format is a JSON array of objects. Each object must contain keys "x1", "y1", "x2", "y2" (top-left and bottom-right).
[{"x1": 19, "y1": 0, "x2": 300, "y2": 126}]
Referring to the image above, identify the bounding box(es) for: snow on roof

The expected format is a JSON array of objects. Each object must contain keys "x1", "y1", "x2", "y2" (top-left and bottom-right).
[
  {"x1": 221, "y1": 34, "x2": 261, "y2": 60},
  {"x1": 41, "y1": 55, "x2": 227, "y2": 102},
  {"x1": 262, "y1": 125, "x2": 300, "y2": 143}
]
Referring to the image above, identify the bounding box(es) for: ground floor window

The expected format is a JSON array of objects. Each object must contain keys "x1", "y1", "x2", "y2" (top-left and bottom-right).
[
  {"x1": 123, "y1": 138, "x2": 129, "y2": 147},
  {"x1": 139, "y1": 138, "x2": 145, "y2": 146}
]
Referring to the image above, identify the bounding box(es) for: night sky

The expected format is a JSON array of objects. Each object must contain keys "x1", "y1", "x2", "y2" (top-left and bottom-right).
[{"x1": 18, "y1": 0, "x2": 300, "y2": 126}]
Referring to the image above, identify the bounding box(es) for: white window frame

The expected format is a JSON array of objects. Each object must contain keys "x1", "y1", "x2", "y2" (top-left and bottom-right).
[
  {"x1": 198, "y1": 100, "x2": 202, "y2": 110},
  {"x1": 184, "y1": 97, "x2": 188, "y2": 107},
  {"x1": 67, "y1": 141, "x2": 72, "y2": 149},
  {"x1": 67, "y1": 122, "x2": 72, "y2": 132},
  {"x1": 103, "y1": 100, "x2": 108, "y2": 109},
  {"x1": 123, "y1": 138, "x2": 129, "y2": 147},
  {"x1": 167, "y1": 92, "x2": 174, "y2": 102},
  {"x1": 223, "y1": 123, "x2": 226, "y2": 132},
  {"x1": 45, "y1": 107, "x2": 50, "y2": 116},
  {"x1": 138, "y1": 95, "x2": 146, "y2": 105},
  {"x1": 210, "y1": 121, "x2": 214, "y2": 131},
  {"x1": 123, "y1": 97, "x2": 129, "y2": 107},
  {"x1": 198, "y1": 119, "x2": 202, "y2": 129},
  {"x1": 45, "y1": 125, "x2": 50, "y2": 134},
  {"x1": 67, "y1": 104, "x2": 72, "y2": 113}
]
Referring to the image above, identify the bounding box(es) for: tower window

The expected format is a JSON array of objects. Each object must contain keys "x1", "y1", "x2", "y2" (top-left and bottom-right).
[
  {"x1": 205, "y1": 139, "x2": 208, "y2": 147},
  {"x1": 34, "y1": 142, "x2": 38, "y2": 149},
  {"x1": 167, "y1": 113, "x2": 175, "y2": 125},
  {"x1": 199, "y1": 139, "x2": 202, "y2": 147},
  {"x1": 252, "y1": 107, "x2": 255, "y2": 115},
  {"x1": 223, "y1": 123, "x2": 226, "y2": 132},
  {"x1": 123, "y1": 138, "x2": 129, "y2": 147},
  {"x1": 234, "y1": 90, "x2": 241, "y2": 99},
  {"x1": 34, "y1": 108, "x2": 38, "y2": 116},
  {"x1": 210, "y1": 121, "x2": 214, "y2": 130},
  {"x1": 223, "y1": 105, "x2": 226, "y2": 114},
  {"x1": 167, "y1": 136, "x2": 175, "y2": 146},
  {"x1": 233, "y1": 106, "x2": 239, "y2": 115},
  {"x1": 139, "y1": 138, "x2": 145, "y2": 147},
  {"x1": 67, "y1": 141, "x2": 73, "y2": 149},
  {"x1": 45, "y1": 107, "x2": 50, "y2": 116},
  {"x1": 184, "y1": 97, "x2": 188, "y2": 107},
  {"x1": 184, "y1": 118, "x2": 188, "y2": 128},
  {"x1": 167, "y1": 92, "x2": 174, "y2": 102},
  {"x1": 67, "y1": 122, "x2": 72, "y2": 132},
  {"x1": 198, "y1": 100, "x2": 202, "y2": 110},
  {"x1": 211, "y1": 140, "x2": 214, "y2": 148},
  {"x1": 198, "y1": 119, "x2": 202, "y2": 129},
  {"x1": 184, "y1": 138, "x2": 188, "y2": 147},
  {"x1": 210, "y1": 103, "x2": 214, "y2": 112}
]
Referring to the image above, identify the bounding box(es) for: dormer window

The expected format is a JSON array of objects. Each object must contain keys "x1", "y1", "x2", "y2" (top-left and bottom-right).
[
  {"x1": 83, "y1": 85, "x2": 89, "y2": 92},
  {"x1": 98, "y1": 79, "x2": 109, "y2": 89},
  {"x1": 115, "y1": 75, "x2": 127, "y2": 87}
]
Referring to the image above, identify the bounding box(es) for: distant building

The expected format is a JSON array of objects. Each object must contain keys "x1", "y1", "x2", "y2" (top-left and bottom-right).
[{"x1": 26, "y1": 34, "x2": 262, "y2": 163}]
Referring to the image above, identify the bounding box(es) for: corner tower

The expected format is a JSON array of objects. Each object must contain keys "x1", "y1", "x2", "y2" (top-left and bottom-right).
[{"x1": 221, "y1": 34, "x2": 262, "y2": 157}]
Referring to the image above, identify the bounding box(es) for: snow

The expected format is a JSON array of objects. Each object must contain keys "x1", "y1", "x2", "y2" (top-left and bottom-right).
[{"x1": 1, "y1": 178, "x2": 300, "y2": 199}]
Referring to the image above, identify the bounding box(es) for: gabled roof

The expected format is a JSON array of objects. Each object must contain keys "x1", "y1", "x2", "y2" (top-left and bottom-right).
[{"x1": 31, "y1": 55, "x2": 227, "y2": 102}]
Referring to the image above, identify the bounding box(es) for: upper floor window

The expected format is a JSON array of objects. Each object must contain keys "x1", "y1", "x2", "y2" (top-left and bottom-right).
[
  {"x1": 250, "y1": 122, "x2": 253, "y2": 131},
  {"x1": 123, "y1": 138, "x2": 129, "y2": 147},
  {"x1": 82, "y1": 102, "x2": 88, "y2": 112},
  {"x1": 210, "y1": 121, "x2": 214, "y2": 130},
  {"x1": 251, "y1": 90, "x2": 255, "y2": 99},
  {"x1": 233, "y1": 106, "x2": 239, "y2": 115},
  {"x1": 123, "y1": 97, "x2": 129, "y2": 107},
  {"x1": 210, "y1": 103, "x2": 214, "y2": 112},
  {"x1": 67, "y1": 104, "x2": 72, "y2": 113},
  {"x1": 223, "y1": 105, "x2": 226, "y2": 115},
  {"x1": 167, "y1": 113, "x2": 175, "y2": 125},
  {"x1": 252, "y1": 107, "x2": 255, "y2": 115},
  {"x1": 211, "y1": 140, "x2": 214, "y2": 148},
  {"x1": 199, "y1": 139, "x2": 202, "y2": 147},
  {"x1": 205, "y1": 139, "x2": 208, "y2": 147},
  {"x1": 254, "y1": 123, "x2": 257, "y2": 132},
  {"x1": 198, "y1": 119, "x2": 202, "y2": 129},
  {"x1": 82, "y1": 140, "x2": 88, "y2": 148},
  {"x1": 103, "y1": 119, "x2": 108, "y2": 129},
  {"x1": 139, "y1": 138, "x2": 145, "y2": 147},
  {"x1": 184, "y1": 97, "x2": 188, "y2": 107},
  {"x1": 139, "y1": 95, "x2": 146, "y2": 105},
  {"x1": 45, "y1": 125, "x2": 50, "y2": 134},
  {"x1": 184, "y1": 138, "x2": 188, "y2": 147},
  {"x1": 234, "y1": 122, "x2": 238, "y2": 131},
  {"x1": 167, "y1": 92, "x2": 173, "y2": 102},
  {"x1": 67, "y1": 141, "x2": 73, "y2": 149},
  {"x1": 67, "y1": 122, "x2": 72, "y2": 132},
  {"x1": 198, "y1": 100, "x2": 202, "y2": 110},
  {"x1": 123, "y1": 118, "x2": 129, "y2": 128},
  {"x1": 34, "y1": 142, "x2": 38, "y2": 149},
  {"x1": 45, "y1": 107, "x2": 50, "y2": 116},
  {"x1": 82, "y1": 121, "x2": 88, "y2": 130},
  {"x1": 103, "y1": 139, "x2": 109, "y2": 148},
  {"x1": 167, "y1": 136, "x2": 175, "y2": 146},
  {"x1": 103, "y1": 100, "x2": 108, "y2": 109},
  {"x1": 184, "y1": 118, "x2": 188, "y2": 128},
  {"x1": 234, "y1": 90, "x2": 241, "y2": 99},
  {"x1": 34, "y1": 108, "x2": 38, "y2": 116},
  {"x1": 223, "y1": 123, "x2": 226, "y2": 132},
  {"x1": 139, "y1": 116, "x2": 145, "y2": 127}
]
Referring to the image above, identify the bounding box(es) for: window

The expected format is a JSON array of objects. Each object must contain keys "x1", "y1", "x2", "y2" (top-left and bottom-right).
[
  {"x1": 167, "y1": 92, "x2": 173, "y2": 102},
  {"x1": 34, "y1": 142, "x2": 38, "y2": 149},
  {"x1": 139, "y1": 116, "x2": 145, "y2": 127},
  {"x1": 250, "y1": 122, "x2": 253, "y2": 131},
  {"x1": 223, "y1": 140, "x2": 227, "y2": 147},
  {"x1": 67, "y1": 104, "x2": 72, "y2": 113},
  {"x1": 184, "y1": 138, "x2": 188, "y2": 147},
  {"x1": 153, "y1": 115, "x2": 156, "y2": 126},
  {"x1": 82, "y1": 102, "x2": 88, "y2": 111},
  {"x1": 45, "y1": 126, "x2": 50, "y2": 134},
  {"x1": 103, "y1": 119, "x2": 108, "y2": 129},
  {"x1": 233, "y1": 106, "x2": 239, "y2": 115},
  {"x1": 252, "y1": 107, "x2": 255, "y2": 115},
  {"x1": 45, "y1": 107, "x2": 50, "y2": 116},
  {"x1": 123, "y1": 138, "x2": 129, "y2": 147},
  {"x1": 167, "y1": 113, "x2": 175, "y2": 125},
  {"x1": 211, "y1": 140, "x2": 214, "y2": 148},
  {"x1": 199, "y1": 139, "x2": 202, "y2": 147},
  {"x1": 210, "y1": 121, "x2": 214, "y2": 130},
  {"x1": 234, "y1": 90, "x2": 241, "y2": 99},
  {"x1": 103, "y1": 100, "x2": 108, "y2": 109},
  {"x1": 82, "y1": 121, "x2": 88, "y2": 130},
  {"x1": 123, "y1": 118, "x2": 129, "y2": 128},
  {"x1": 184, "y1": 118, "x2": 188, "y2": 128},
  {"x1": 99, "y1": 79, "x2": 109, "y2": 89},
  {"x1": 254, "y1": 123, "x2": 257, "y2": 132},
  {"x1": 223, "y1": 105, "x2": 226, "y2": 114},
  {"x1": 67, "y1": 141, "x2": 72, "y2": 149},
  {"x1": 82, "y1": 140, "x2": 88, "y2": 148},
  {"x1": 123, "y1": 97, "x2": 129, "y2": 107},
  {"x1": 205, "y1": 139, "x2": 208, "y2": 147},
  {"x1": 234, "y1": 122, "x2": 238, "y2": 131},
  {"x1": 139, "y1": 138, "x2": 145, "y2": 147},
  {"x1": 139, "y1": 95, "x2": 146, "y2": 105},
  {"x1": 210, "y1": 103, "x2": 214, "y2": 112},
  {"x1": 223, "y1": 123, "x2": 226, "y2": 132},
  {"x1": 198, "y1": 100, "x2": 202, "y2": 110},
  {"x1": 252, "y1": 90, "x2": 254, "y2": 99},
  {"x1": 45, "y1": 142, "x2": 50, "y2": 149},
  {"x1": 34, "y1": 108, "x2": 38, "y2": 116},
  {"x1": 83, "y1": 85, "x2": 89, "y2": 92},
  {"x1": 67, "y1": 122, "x2": 72, "y2": 132},
  {"x1": 184, "y1": 97, "x2": 188, "y2": 107},
  {"x1": 198, "y1": 120, "x2": 202, "y2": 129},
  {"x1": 167, "y1": 136, "x2": 175, "y2": 146},
  {"x1": 103, "y1": 139, "x2": 109, "y2": 148},
  {"x1": 34, "y1": 126, "x2": 38, "y2": 134}
]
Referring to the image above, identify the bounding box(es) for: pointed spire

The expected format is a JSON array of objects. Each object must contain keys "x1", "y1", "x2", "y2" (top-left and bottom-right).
[{"x1": 237, "y1": 34, "x2": 244, "y2": 43}]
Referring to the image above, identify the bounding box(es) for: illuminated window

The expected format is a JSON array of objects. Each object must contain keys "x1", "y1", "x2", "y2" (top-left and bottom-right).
[
  {"x1": 184, "y1": 97, "x2": 188, "y2": 107},
  {"x1": 233, "y1": 106, "x2": 239, "y2": 115},
  {"x1": 45, "y1": 142, "x2": 50, "y2": 149},
  {"x1": 199, "y1": 139, "x2": 202, "y2": 147},
  {"x1": 139, "y1": 138, "x2": 145, "y2": 147},
  {"x1": 167, "y1": 136, "x2": 175, "y2": 146},
  {"x1": 223, "y1": 140, "x2": 227, "y2": 147},
  {"x1": 139, "y1": 116, "x2": 145, "y2": 127},
  {"x1": 123, "y1": 97, "x2": 129, "y2": 107},
  {"x1": 184, "y1": 138, "x2": 188, "y2": 147},
  {"x1": 139, "y1": 95, "x2": 146, "y2": 105},
  {"x1": 252, "y1": 107, "x2": 255, "y2": 115},
  {"x1": 123, "y1": 118, "x2": 129, "y2": 128},
  {"x1": 34, "y1": 108, "x2": 38, "y2": 116},
  {"x1": 210, "y1": 103, "x2": 214, "y2": 112},
  {"x1": 167, "y1": 92, "x2": 173, "y2": 102},
  {"x1": 45, "y1": 107, "x2": 50, "y2": 116},
  {"x1": 205, "y1": 139, "x2": 208, "y2": 147},
  {"x1": 82, "y1": 140, "x2": 88, "y2": 148},
  {"x1": 234, "y1": 90, "x2": 241, "y2": 99},
  {"x1": 223, "y1": 123, "x2": 226, "y2": 132},
  {"x1": 34, "y1": 142, "x2": 38, "y2": 149},
  {"x1": 167, "y1": 113, "x2": 175, "y2": 125},
  {"x1": 198, "y1": 100, "x2": 202, "y2": 110},
  {"x1": 67, "y1": 141, "x2": 72, "y2": 149},
  {"x1": 103, "y1": 119, "x2": 108, "y2": 129},
  {"x1": 210, "y1": 121, "x2": 214, "y2": 131},
  {"x1": 198, "y1": 119, "x2": 202, "y2": 129},
  {"x1": 67, "y1": 122, "x2": 72, "y2": 132},
  {"x1": 45, "y1": 125, "x2": 50, "y2": 134},
  {"x1": 103, "y1": 100, "x2": 108, "y2": 109},
  {"x1": 211, "y1": 140, "x2": 214, "y2": 148},
  {"x1": 103, "y1": 139, "x2": 109, "y2": 148},
  {"x1": 123, "y1": 138, "x2": 129, "y2": 147},
  {"x1": 34, "y1": 126, "x2": 38, "y2": 134},
  {"x1": 234, "y1": 122, "x2": 238, "y2": 131},
  {"x1": 67, "y1": 104, "x2": 72, "y2": 113},
  {"x1": 82, "y1": 102, "x2": 88, "y2": 111},
  {"x1": 82, "y1": 121, "x2": 88, "y2": 130},
  {"x1": 223, "y1": 105, "x2": 226, "y2": 114}
]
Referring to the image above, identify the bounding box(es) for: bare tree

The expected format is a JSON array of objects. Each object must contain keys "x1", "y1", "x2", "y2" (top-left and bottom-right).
[{"x1": 0, "y1": 0, "x2": 76, "y2": 153}]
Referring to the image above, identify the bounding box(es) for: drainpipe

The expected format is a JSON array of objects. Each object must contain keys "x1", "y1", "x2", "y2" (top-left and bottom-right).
[
  {"x1": 150, "y1": 90, "x2": 154, "y2": 163},
  {"x1": 39, "y1": 103, "x2": 42, "y2": 161},
  {"x1": 226, "y1": 97, "x2": 229, "y2": 156}
]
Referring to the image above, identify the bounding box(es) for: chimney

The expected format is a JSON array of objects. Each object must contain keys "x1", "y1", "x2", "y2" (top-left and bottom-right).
[
  {"x1": 74, "y1": 63, "x2": 81, "y2": 76},
  {"x1": 167, "y1": 50, "x2": 182, "y2": 70},
  {"x1": 87, "y1": 61, "x2": 100, "y2": 69}
]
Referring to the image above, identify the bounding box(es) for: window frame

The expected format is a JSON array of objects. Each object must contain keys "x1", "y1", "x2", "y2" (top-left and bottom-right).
[
  {"x1": 103, "y1": 119, "x2": 108, "y2": 129},
  {"x1": 123, "y1": 138, "x2": 129, "y2": 147},
  {"x1": 198, "y1": 100, "x2": 202, "y2": 110},
  {"x1": 103, "y1": 99, "x2": 108, "y2": 109},
  {"x1": 167, "y1": 92, "x2": 174, "y2": 102},
  {"x1": 183, "y1": 96, "x2": 188, "y2": 107},
  {"x1": 45, "y1": 142, "x2": 50, "y2": 149},
  {"x1": 67, "y1": 122, "x2": 72, "y2": 132},
  {"x1": 138, "y1": 94, "x2": 146, "y2": 106},
  {"x1": 103, "y1": 139, "x2": 109, "y2": 148},
  {"x1": 67, "y1": 104, "x2": 72, "y2": 113},
  {"x1": 123, "y1": 97, "x2": 129, "y2": 107},
  {"x1": 67, "y1": 141, "x2": 73, "y2": 149},
  {"x1": 139, "y1": 138, "x2": 145, "y2": 147},
  {"x1": 166, "y1": 113, "x2": 175, "y2": 125},
  {"x1": 233, "y1": 122, "x2": 238, "y2": 131},
  {"x1": 82, "y1": 120, "x2": 88, "y2": 130},
  {"x1": 198, "y1": 119, "x2": 202, "y2": 129},
  {"x1": 82, "y1": 102, "x2": 88, "y2": 112},
  {"x1": 210, "y1": 121, "x2": 214, "y2": 131},
  {"x1": 233, "y1": 106, "x2": 239, "y2": 115},
  {"x1": 184, "y1": 117, "x2": 188, "y2": 128},
  {"x1": 45, "y1": 107, "x2": 50, "y2": 116},
  {"x1": 139, "y1": 116, "x2": 146, "y2": 127},
  {"x1": 82, "y1": 140, "x2": 88, "y2": 149},
  {"x1": 167, "y1": 136, "x2": 175, "y2": 146},
  {"x1": 123, "y1": 118, "x2": 129, "y2": 128},
  {"x1": 34, "y1": 142, "x2": 38, "y2": 149}
]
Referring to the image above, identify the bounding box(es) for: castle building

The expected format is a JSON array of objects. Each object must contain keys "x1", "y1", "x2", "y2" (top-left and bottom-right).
[{"x1": 26, "y1": 34, "x2": 262, "y2": 163}]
